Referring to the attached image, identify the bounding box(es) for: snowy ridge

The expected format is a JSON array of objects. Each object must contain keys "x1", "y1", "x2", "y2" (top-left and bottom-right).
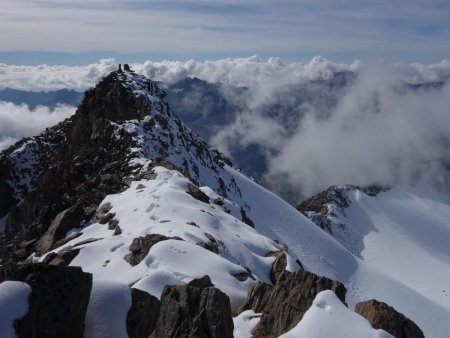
[
  {"x1": 40, "y1": 167, "x2": 298, "y2": 308},
  {"x1": 112, "y1": 71, "x2": 246, "y2": 206}
]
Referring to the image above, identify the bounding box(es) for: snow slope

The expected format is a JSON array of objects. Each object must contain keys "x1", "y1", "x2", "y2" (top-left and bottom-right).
[{"x1": 229, "y1": 169, "x2": 450, "y2": 338}]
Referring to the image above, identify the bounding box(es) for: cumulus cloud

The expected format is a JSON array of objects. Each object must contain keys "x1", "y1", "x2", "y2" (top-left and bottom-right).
[
  {"x1": 0, "y1": 59, "x2": 118, "y2": 91},
  {"x1": 2, "y1": 56, "x2": 450, "y2": 91},
  {"x1": 0, "y1": 101, "x2": 75, "y2": 151},
  {"x1": 210, "y1": 61, "x2": 450, "y2": 199}
]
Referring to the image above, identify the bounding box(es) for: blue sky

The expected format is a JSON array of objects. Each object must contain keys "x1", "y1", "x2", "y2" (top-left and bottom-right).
[{"x1": 0, "y1": 0, "x2": 449, "y2": 65}]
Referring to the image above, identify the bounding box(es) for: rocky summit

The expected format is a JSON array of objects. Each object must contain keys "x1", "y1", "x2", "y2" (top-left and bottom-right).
[{"x1": 0, "y1": 67, "x2": 428, "y2": 337}]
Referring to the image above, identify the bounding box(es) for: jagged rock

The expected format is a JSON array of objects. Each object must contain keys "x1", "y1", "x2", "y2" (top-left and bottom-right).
[
  {"x1": 237, "y1": 269, "x2": 346, "y2": 337},
  {"x1": 187, "y1": 184, "x2": 210, "y2": 204},
  {"x1": 154, "y1": 276, "x2": 234, "y2": 338},
  {"x1": 196, "y1": 241, "x2": 220, "y2": 254},
  {"x1": 266, "y1": 251, "x2": 287, "y2": 284},
  {"x1": 233, "y1": 271, "x2": 255, "y2": 282},
  {"x1": 36, "y1": 202, "x2": 84, "y2": 255},
  {"x1": 355, "y1": 299, "x2": 424, "y2": 338},
  {"x1": 108, "y1": 218, "x2": 119, "y2": 230},
  {"x1": 99, "y1": 212, "x2": 116, "y2": 224},
  {"x1": 42, "y1": 248, "x2": 80, "y2": 266},
  {"x1": 213, "y1": 198, "x2": 224, "y2": 206},
  {"x1": 0, "y1": 263, "x2": 92, "y2": 338},
  {"x1": 124, "y1": 234, "x2": 182, "y2": 266},
  {"x1": 240, "y1": 207, "x2": 254, "y2": 228},
  {"x1": 126, "y1": 288, "x2": 161, "y2": 338},
  {"x1": 113, "y1": 225, "x2": 122, "y2": 236},
  {"x1": 297, "y1": 186, "x2": 352, "y2": 233},
  {"x1": 236, "y1": 282, "x2": 273, "y2": 314},
  {"x1": 187, "y1": 275, "x2": 214, "y2": 288}
]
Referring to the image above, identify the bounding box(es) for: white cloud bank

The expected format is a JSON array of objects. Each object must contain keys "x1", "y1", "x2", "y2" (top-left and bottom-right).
[
  {"x1": 0, "y1": 101, "x2": 75, "y2": 151},
  {"x1": 1, "y1": 57, "x2": 450, "y2": 91},
  {"x1": 265, "y1": 66, "x2": 450, "y2": 197}
]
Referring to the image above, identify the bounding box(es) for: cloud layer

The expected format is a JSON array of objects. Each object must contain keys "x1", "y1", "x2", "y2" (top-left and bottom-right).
[
  {"x1": 0, "y1": 101, "x2": 75, "y2": 151},
  {"x1": 2, "y1": 57, "x2": 450, "y2": 91}
]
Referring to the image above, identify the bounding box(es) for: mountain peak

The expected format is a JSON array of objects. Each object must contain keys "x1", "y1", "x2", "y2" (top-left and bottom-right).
[
  {"x1": 76, "y1": 68, "x2": 167, "y2": 125},
  {"x1": 0, "y1": 69, "x2": 238, "y2": 263}
]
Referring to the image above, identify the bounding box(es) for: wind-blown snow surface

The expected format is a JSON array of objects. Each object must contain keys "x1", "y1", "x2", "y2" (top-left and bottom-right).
[{"x1": 318, "y1": 185, "x2": 450, "y2": 321}]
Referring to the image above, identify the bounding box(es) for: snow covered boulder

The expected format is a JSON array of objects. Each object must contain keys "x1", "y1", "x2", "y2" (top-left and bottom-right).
[
  {"x1": 0, "y1": 263, "x2": 92, "y2": 338},
  {"x1": 355, "y1": 299, "x2": 425, "y2": 338},
  {"x1": 280, "y1": 290, "x2": 394, "y2": 338},
  {"x1": 154, "y1": 275, "x2": 234, "y2": 338},
  {"x1": 237, "y1": 269, "x2": 346, "y2": 337}
]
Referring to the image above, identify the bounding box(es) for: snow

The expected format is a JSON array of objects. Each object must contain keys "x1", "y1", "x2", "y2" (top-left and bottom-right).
[
  {"x1": 347, "y1": 185, "x2": 450, "y2": 310},
  {"x1": 280, "y1": 290, "x2": 393, "y2": 338},
  {"x1": 0, "y1": 281, "x2": 31, "y2": 338},
  {"x1": 228, "y1": 168, "x2": 450, "y2": 337},
  {"x1": 233, "y1": 310, "x2": 261, "y2": 338},
  {"x1": 84, "y1": 280, "x2": 131, "y2": 338}
]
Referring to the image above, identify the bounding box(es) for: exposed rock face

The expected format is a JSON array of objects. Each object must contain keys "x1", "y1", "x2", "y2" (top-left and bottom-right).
[
  {"x1": 36, "y1": 202, "x2": 84, "y2": 255},
  {"x1": 266, "y1": 251, "x2": 287, "y2": 284},
  {"x1": 187, "y1": 183, "x2": 210, "y2": 204},
  {"x1": 41, "y1": 248, "x2": 80, "y2": 266},
  {"x1": 355, "y1": 299, "x2": 425, "y2": 338},
  {"x1": 154, "y1": 275, "x2": 234, "y2": 338},
  {"x1": 237, "y1": 269, "x2": 347, "y2": 337},
  {"x1": 126, "y1": 288, "x2": 161, "y2": 338},
  {"x1": 297, "y1": 184, "x2": 388, "y2": 235},
  {"x1": 297, "y1": 185, "x2": 352, "y2": 233},
  {"x1": 124, "y1": 234, "x2": 182, "y2": 266},
  {"x1": 0, "y1": 263, "x2": 92, "y2": 338},
  {"x1": 0, "y1": 124, "x2": 68, "y2": 219}
]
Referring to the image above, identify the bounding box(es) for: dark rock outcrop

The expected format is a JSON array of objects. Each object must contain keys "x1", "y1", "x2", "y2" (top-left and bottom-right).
[
  {"x1": 41, "y1": 248, "x2": 80, "y2": 266},
  {"x1": 187, "y1": 184, "x2": 210, "y2": 204},
  {"x1": 266, "y1": 251, "x2": 287, "y2": 284},
  {"x1": 124, "y1": 234, "x2": 182, "y2": 266},
  {"x1": 237, "y1": 269, "x2": 346, "y2": 337},
  {"x1": 154, "y1": 276, "x2": 234, "y2": 338},
  {"x1": 0, "y1": 263, "x2": 92, "y2": 338},
  {"x1": 240, "y1": 207, "x2": 255, "y2": 228},
  {"x1": 126, "y1": 288, "x2": 161, "y2": 338},
  {"x1": 36, "y1": 202, "x2": 84, "y2": 255},
  {"x1": 355, "y1": 299, "x2": 424, "y2": 338},
  {"x1": 296, "y1": 185, "x2": 352, "y2": 233}
]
